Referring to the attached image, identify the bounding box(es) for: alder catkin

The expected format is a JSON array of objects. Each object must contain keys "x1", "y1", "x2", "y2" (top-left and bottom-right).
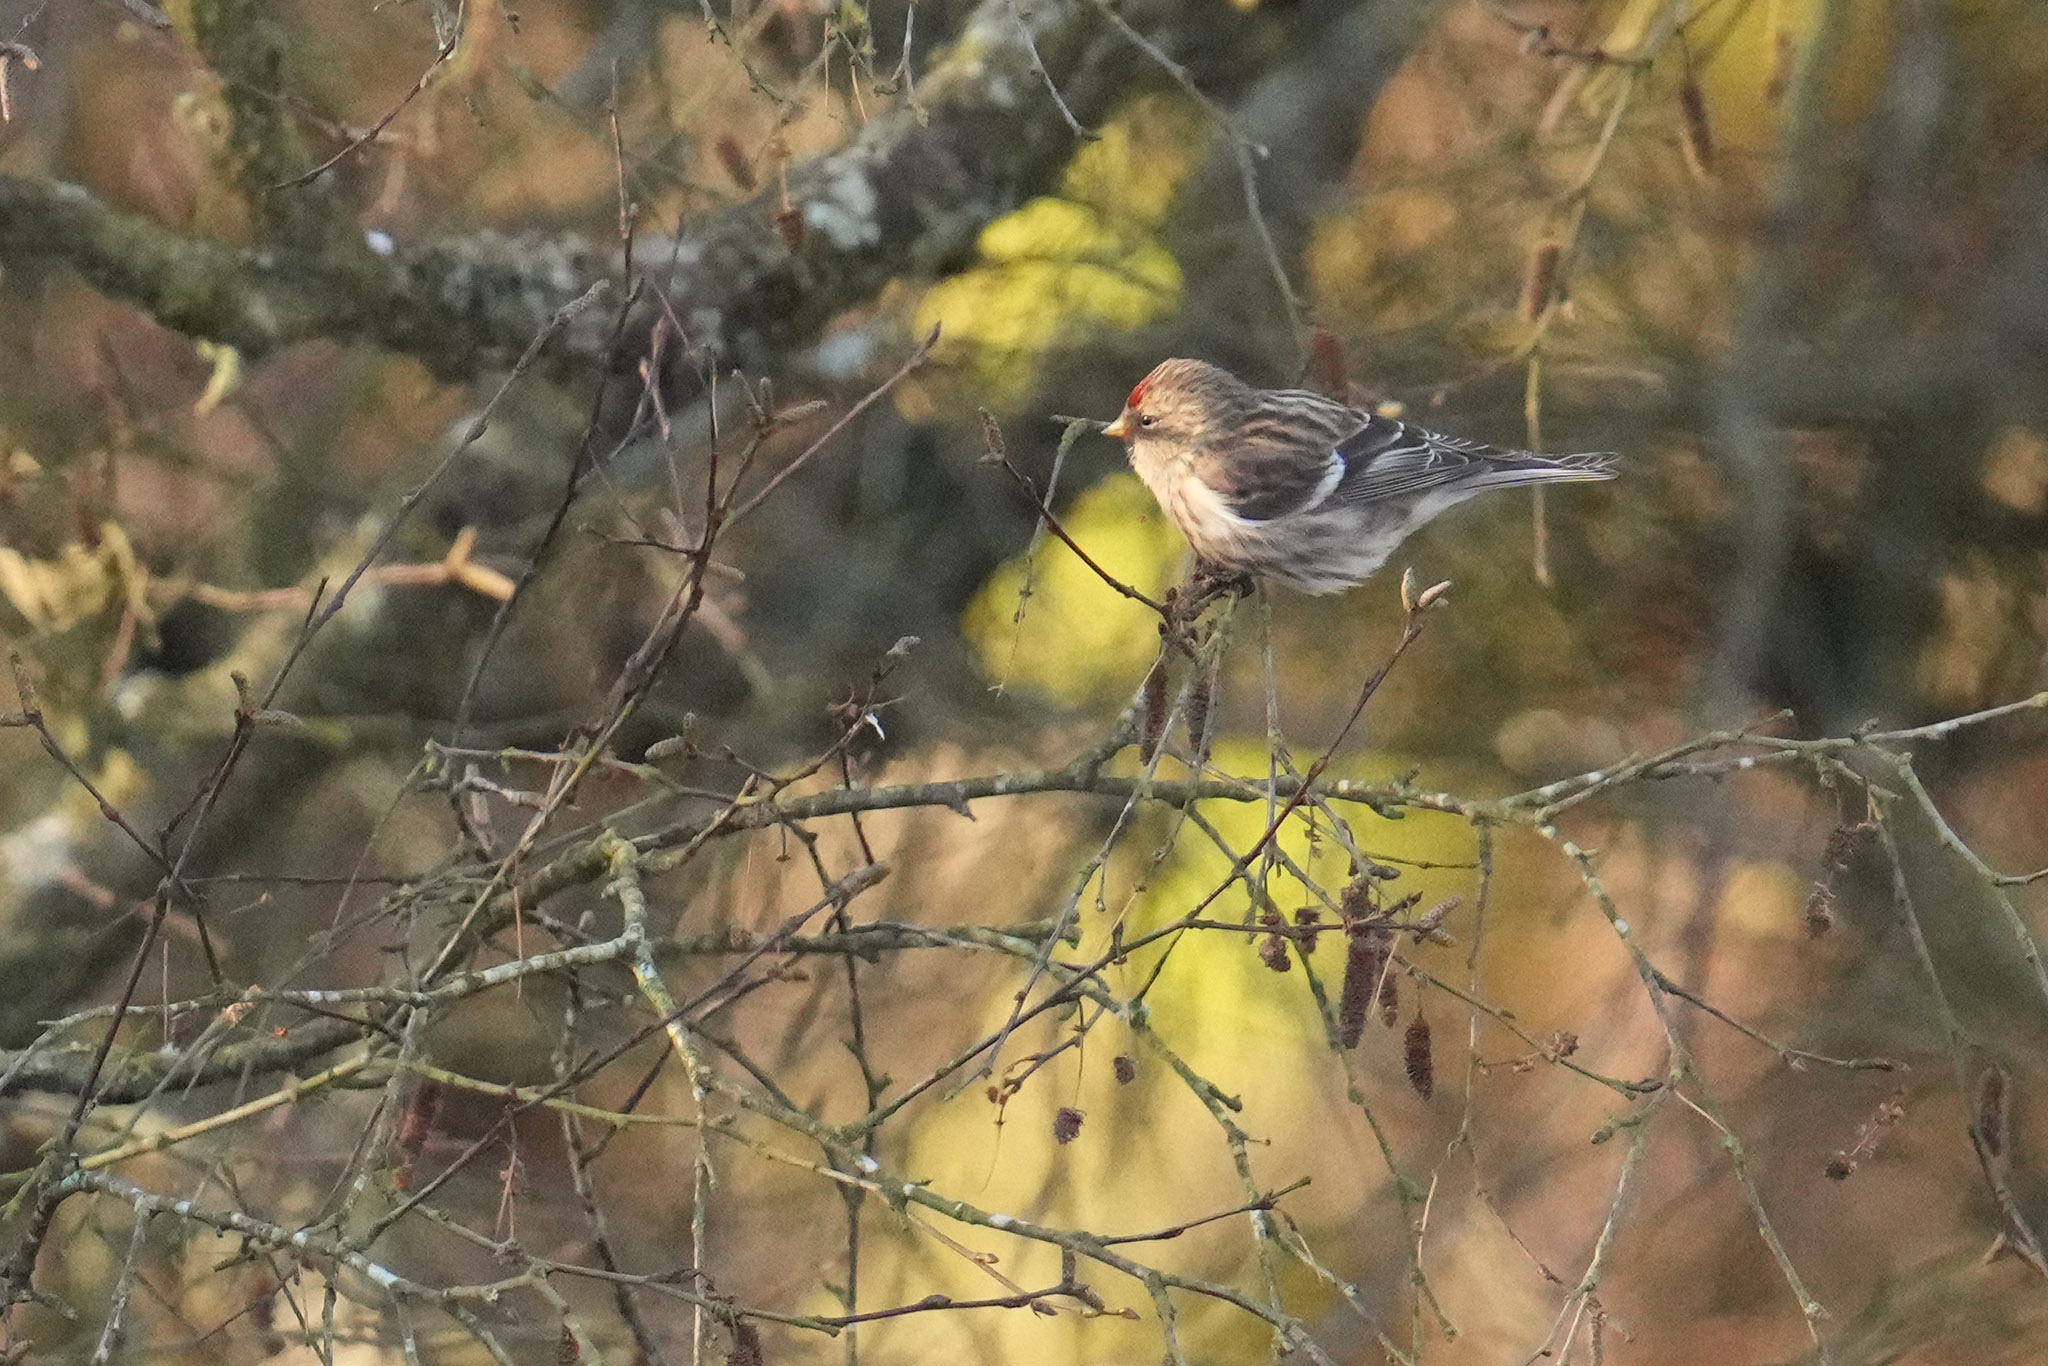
[
  {"x1": 1185, "y1": 663, "x2": 1217, "y2": 762},
  {"x1": 1337, "y1": 931, "x2": 1380, "y2": 1048},
  {"x1": 1803, "y1": 888, "x2": 1835, "y2": 937},
  {"x1": 1140, "y1": 665, "x2": 1168, "y2": 764},
  {"x1": 730, "y1": 1322, "x2": 766, "y2": 1366},
  {"x1": 1977, "y1": 1065, "x2": 2010, "y2": 1159},
  {"x1": 1258, "y1": 909, "x2": 1292, "y2": 972},
  {"x1": 1293, "y1": 906, "x2": 1322, "y2": 955},
  {"x1": 773, "y1": 204, "x2": 805, "y2": 251},
  {"x1": 1339, "y1": 874, "x2": 1376, "y2": 921},
  {"x1": 1308, "y1": 326, "x2": 1349, "y2": 400},
  {"x1": 1403, "y1": 1011, "x2": 1435, "y2": 1099},
  {"x1": 397, "y1": 1081, "x2": 443, "y2": 1156},
  {"x1": 714, "y1": 133, "x2": 757, "y2": 191},
  {"x1": 1678, "y1": 75, "x2": 1715, "y2": 177},
  {"x1": 1521, "y1": 241, "x2": 1563, "y2": 321}
]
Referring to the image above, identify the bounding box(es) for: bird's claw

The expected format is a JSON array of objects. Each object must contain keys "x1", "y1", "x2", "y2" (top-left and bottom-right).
[{"x1": 1188, "y1": 565, "x2": 1256, "y2": 605}]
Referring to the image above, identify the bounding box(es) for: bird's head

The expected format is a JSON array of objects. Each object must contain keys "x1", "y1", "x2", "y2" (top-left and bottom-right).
[{"x1": 1101, "y1": 358, "x2": 1251, "y2": 454}]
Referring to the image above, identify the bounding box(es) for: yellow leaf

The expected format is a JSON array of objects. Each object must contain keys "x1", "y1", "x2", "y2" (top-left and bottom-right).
[
  {"x1": 193, "y1": 340, "x2": 242, "y2": 415},
  {"x1": 908, "y1": 94, "x2": 1203, "y2": 408},
  {"x1": 962, "y1": 474, "x2": 1182, "y2": 705},
  {"x1": 0, "y1": 523, "x2": 151, "y2": 635}
]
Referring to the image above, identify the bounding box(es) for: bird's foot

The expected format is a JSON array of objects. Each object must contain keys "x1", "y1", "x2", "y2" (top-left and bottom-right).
[
  {"x1": 1187, "y1": 565, "x2": 1256, "y2": 608},
  {"x1": 1159, "y1": 565, "x2": 1254, "y2": 650}
]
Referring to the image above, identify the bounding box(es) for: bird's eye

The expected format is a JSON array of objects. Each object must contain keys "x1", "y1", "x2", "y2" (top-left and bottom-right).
[{"x1": 1137, "y1": 414, "x2": 1156, "y2": 428}]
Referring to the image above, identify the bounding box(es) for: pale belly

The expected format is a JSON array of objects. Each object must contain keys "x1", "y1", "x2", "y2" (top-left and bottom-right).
[{"x1": 1138, "y1": 463, "x2": 1445, "y2": 595}]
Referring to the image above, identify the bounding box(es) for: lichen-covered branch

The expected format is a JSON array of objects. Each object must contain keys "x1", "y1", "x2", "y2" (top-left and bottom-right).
[{"x1": 0, "y1": 0, "x2": 1426, "y2": 379}]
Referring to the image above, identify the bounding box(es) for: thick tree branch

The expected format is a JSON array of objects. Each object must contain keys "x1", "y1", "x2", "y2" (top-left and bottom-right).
[{"x1": 0, "y1": 0, "x2": 1428, "y2": 378}]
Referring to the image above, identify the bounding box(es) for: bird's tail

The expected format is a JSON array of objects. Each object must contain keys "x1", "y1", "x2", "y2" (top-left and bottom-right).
[{"x1": 1468, "y1": 452, "x2": 1619, "y2": 490}]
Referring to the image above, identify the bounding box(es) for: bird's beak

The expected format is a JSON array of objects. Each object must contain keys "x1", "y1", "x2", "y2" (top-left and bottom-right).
[{"x1": 1102, "y1": 412, "x2": 1132, "y2": 440}]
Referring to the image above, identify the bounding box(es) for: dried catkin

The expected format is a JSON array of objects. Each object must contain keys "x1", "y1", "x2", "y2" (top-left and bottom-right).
[
  {"x1": 1521, "y1": 241, "x2": 1562, "y2": 321},
  {"x1": 1404, "y1": 1011, "x2": 1435, "y2": 1099},
  {"x1": 1337, "y1": 931, "x2": 1383, "y2": 1048},
  {"x1": 1678, "y1": 75, "x2": 1715, "y2": 177},
  {"x1": 1977, "y1": 1065, "x2": 2010, "y2": 1158},
  {"x1": 714, "y1": 133, "x2": 757, "y2": 191},
  {"x1": 1257, "y1": 909, "x2": 1292, "y2": 972},
  {"x1": 1185, "y1": 663, "x2": 1216, "y2": 762},
  {"x1": 1140, "y1": 665, "x2": 1169, "y2": 764}
]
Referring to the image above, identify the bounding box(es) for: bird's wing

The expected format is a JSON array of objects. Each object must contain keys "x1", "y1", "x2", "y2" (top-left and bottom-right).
[
  {"x1": 1196, "y1": 392, "x2": 1362, "y2": 522},
  {"x1": 1330, "y1": 414, "x2": 1612, "y2": 506}
]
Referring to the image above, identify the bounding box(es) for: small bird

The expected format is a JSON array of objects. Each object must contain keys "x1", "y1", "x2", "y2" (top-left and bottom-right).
[{"x1": 1101, "y1": 358, "x2": 1617, "y2": 595}]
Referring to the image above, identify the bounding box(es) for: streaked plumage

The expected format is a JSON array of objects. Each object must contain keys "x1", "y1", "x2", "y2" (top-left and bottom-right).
[{"x1": 1101, "y1": 358, "x2": 1617, "y2": 594}]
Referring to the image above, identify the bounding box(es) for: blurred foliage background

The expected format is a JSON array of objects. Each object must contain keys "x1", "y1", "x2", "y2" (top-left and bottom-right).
[{"x1": 2, "y1": 0, "x2": 2048, "y2": 1363}]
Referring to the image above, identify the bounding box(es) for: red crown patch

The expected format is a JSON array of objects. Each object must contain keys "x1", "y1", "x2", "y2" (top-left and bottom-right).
[{"x1": 1125, "y1": 377, "x2": 1150, "y2": 409}]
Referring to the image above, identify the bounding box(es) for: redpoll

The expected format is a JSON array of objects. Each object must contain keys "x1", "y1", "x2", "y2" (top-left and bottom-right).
[{"x1": 1101, "y1": 358, "x2": 1616, "y2": 594}]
